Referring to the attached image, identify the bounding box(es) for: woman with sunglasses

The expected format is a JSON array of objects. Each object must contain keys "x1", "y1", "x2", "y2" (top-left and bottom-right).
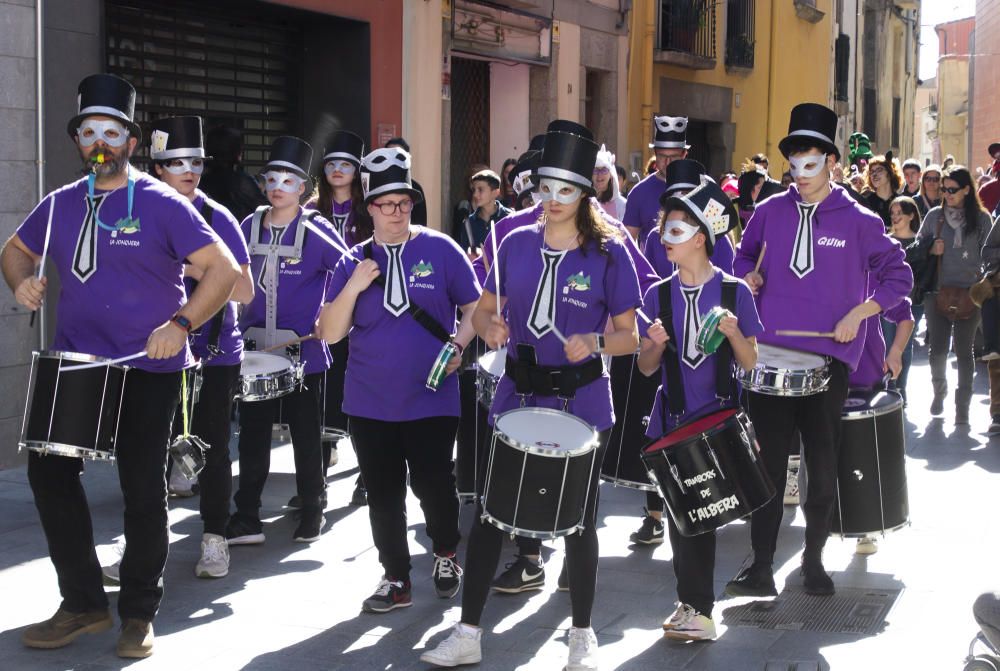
[
  {"x1": 861, "y1": 154, "x2": 903, "y2": 229},
  {"x1": 319, "y1": 147, "x2": 479, "y2": 614},
  {"x1": 421, "y1": 124, "x2": 641, "y2": 671},
  {"x1": 916, "y1": 164, "x2": 943, "y2": 219},
  {"x1": 149, "y1": 115, "x2": 255, "y2": 577},
  {"x1": 228, "y1": 136, "x2": 347, "y2": 546},
  {"x1": 917, "y1": 165, "x2": 994, "y2": 424}
]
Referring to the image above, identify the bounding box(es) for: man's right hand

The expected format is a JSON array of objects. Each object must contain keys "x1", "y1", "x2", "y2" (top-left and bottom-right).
[
  {"x1": 744, "y1": 271, "x2": 764, "y2": 294},
  {"x1": 14, "y1": 276, "x2": 46, "y2": 311}
]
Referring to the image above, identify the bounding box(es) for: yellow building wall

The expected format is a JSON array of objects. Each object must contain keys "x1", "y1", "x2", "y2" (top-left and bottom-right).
[{"x1": 627, "y1": 0, "x2": 833, "y2": 177}]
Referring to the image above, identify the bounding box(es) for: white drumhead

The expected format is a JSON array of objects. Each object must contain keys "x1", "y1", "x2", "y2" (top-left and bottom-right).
[
  {"x1": 479, "y1": 347, "x2": 507, "y2": 377},
  {"x1": 495, "y1": 407, "x2": 596, "y2": 456},
  {"x1": 241, "y1": 352, "x2": 293, "y2": 375},
  {"x1": 757, "y1": 343, "x2": 826, "y2": 369}
]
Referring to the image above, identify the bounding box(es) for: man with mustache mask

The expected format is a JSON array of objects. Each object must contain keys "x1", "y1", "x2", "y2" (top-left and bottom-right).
[{"x1": 1, "y1": 74, "x2": 240, "y2": 658}]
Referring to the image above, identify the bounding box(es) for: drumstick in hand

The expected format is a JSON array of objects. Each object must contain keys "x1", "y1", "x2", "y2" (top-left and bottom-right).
[
  {"x1": 775, "y1": 329, "x2": 836, "y2": 338},
  {"x1": 261, "y1": 334, "x2": 316, "y2": 353},
  {"x1": 753, "y1": 242, "x2": 767, "y2": 274}
]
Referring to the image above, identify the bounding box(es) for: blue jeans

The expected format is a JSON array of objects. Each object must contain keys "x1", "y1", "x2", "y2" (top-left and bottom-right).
[{"x1": 882, "y1": 302, "x2": 922, "y2": 402}]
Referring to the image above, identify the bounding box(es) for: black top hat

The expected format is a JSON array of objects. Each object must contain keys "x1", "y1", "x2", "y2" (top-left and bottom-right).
[
  {"x1": 67, "y1": 73, "x2": 142, "y2": 142},
  {"x1": 664, "y1": 176, "x2": 738, "y2": 253},
  {"x1": 779, "y1": 103, "x2": 840, "y2": 160},
  {"x1": 659, "y1": 159, "x2": 706, "y2": 207},
  {"x1": 361, "y1": 147, "x2": 423, "y2": 204},
  {"x1": 546, "y1": 120, "x2": 594, "y2": 141},
  {"x1": 988, "y1": 142, "x2": 1000, "y2": 159},
  {"x1": 528, "y1": 134, "x2": 546, "y2": 152},
  {"x1": 649, "y1": 114, "x2": 689, "y2": 149},
  {"x1": 263, "y1": 136, "x2": 313, "y2": 181},
  {"x1": 535, "y1": 128, "x2": 600, "y2": 195},
  {"x1": 509, "y1": 150, "x2": 541, "y2": 195},
  {"x1": 322, "y1": 130, "x2": 365, "y2": 168},
  {"x1": 149, "y1": 116, "x2": 207, "y2": 161}
]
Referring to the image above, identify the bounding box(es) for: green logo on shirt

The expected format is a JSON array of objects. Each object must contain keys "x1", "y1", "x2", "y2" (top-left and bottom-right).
[
  {"x1": 565, "y1": 272, "x2": 591, "y2": 291},
  {"x1": 115, "y1": 217, "x2": 140, "y2": 234},
  {"x1": 411, "y1": 260, "x2": 434, "y2": 278}
]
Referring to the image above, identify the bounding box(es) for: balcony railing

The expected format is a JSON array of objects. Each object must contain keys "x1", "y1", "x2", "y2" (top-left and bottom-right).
[
  {"x1": 657, "y1": 0, "x2": 716, "y2": 65},
  {"x1": 725, "y1": 0, "x2": 754, "y2": 69}
]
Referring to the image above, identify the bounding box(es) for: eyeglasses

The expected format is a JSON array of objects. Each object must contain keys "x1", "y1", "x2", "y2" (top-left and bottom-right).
[
  {"x1": 593, "y1": 167, "x2": 611, "y2": 176},
  {"x1": 941, "y1": 186, "x2": 964, "y2": 195},
  {"x1": 372, "y1": 199, "x2": 414, "y2": 215}
]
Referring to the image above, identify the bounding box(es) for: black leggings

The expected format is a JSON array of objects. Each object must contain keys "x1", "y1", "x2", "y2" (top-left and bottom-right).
[{"x1": 461, "y1": 429, "x2": 610, "y2": 629}]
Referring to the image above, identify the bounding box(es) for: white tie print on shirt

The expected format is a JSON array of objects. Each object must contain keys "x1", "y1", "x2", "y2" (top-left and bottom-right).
[
  {"x1": 681, "y1": 286, "x2": 707, "y2": 369},
  {"x1": 528, "y1": 248, "x2": 567, "y2": 338}
]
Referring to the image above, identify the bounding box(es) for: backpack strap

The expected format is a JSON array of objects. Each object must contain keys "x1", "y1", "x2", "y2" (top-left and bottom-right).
[
  {"x1": 714, "y1": 278, "x2": 739, "y2": 402},
  {"x1": 198, "y1": 198, "x2": 226, "y2": 355}
]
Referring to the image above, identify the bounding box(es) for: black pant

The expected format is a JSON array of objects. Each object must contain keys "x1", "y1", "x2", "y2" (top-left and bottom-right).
[
  {"x1": 349, "y1": 414, "x2": 461, "y2": 582},
  {"x1": 28, "y1": 369, "x2": 181, "y2": 621},
  {"x1": 665, "y1": 515, "x2": 716, "y2": 616},
  {"x1": 234, "y1": 372, "x2": 325, "y2": 519},
  {"x1": 746, "y1": 361, "x2": 849, "y2": 563},
  {"x1": 193, "y1": 364, "x2": 240, "y2": 535},
  {"x1": 321, "y1": 340, "x2": 351, "y2": 476},
  {"x1": 462, "y1": 430, "x2": 610, "y2": 629}
]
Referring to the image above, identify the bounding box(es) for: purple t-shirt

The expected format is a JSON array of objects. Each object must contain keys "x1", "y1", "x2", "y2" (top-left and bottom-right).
[
  {"x1": 849, "y1": 297, "x2": 914, "y2": 388},
  {"x1": 326, "y1": 227, "x2": 481, "y2": 421},
  {"x1": 307, "y1": 199, "x2": 364, "y2": 248},
  {"x1": 474, "y1": 201, "x2": 658, "y2": 296},
  {"x1": 642, "y1": 227, "x2": 735, "y2": 277},
  {"x1": 733, "y1": 184, "x2": 912, "y2": 370},
  {"x1": 189, "y1": 191, "x2": 250, "y2": 367},
  {"x1": 622, "y1": 172, "x2": 666, "y2": 240},
  {"x1": 484, "y1": 224, "x2": 642, "y2": 431},
  {"x1": 640, "y1": 270, "x2": 764, "y2": 436},
  {"x1": 17, "y1": 172, "x2": 220, "y2": 372},
  {"x1": 239, "y1": 208, "x2": 346, "y2": 375}
]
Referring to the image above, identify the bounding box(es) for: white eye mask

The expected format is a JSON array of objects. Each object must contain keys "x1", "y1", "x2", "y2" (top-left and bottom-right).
[
  {"x1": 324, "y1": 160, "x2": 356, "y2": 176},
  {"x1": 263, "y1": 170, "x2": 306, "y2": 193},
  {"x1": 163, "y1": 158, "x2": 205, "y2": 175},
  {"x1": 538, "y1": 178, "x2": 582, "y2": 205},
  {"x1": 789, "y1": 154, "x2": 829, "y2": 179},
  {"x1": 77, "y1": 119, "x2": 129, "y2": 148},
  {"x1": 662, "y1": 220, "x2": 701, "y2": 245}
]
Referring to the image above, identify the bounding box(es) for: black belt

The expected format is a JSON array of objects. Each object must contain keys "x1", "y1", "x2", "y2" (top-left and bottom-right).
[{"x1": 504, "y1": 355, "x2": 604, "y2": 399}]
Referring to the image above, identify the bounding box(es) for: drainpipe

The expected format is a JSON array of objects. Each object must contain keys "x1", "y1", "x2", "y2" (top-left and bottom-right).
[
  {"x1": 764, "y1": 0, "x2": 777, "y2": 159},
  {"x1": 36, "y1": 0, "x2": 46, "y2": 348}
]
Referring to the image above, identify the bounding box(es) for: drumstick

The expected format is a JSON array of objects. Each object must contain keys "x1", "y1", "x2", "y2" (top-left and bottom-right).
[
  {"x1": 547, "y1": 320, "x2": 569, "y2": 345},
  {"x1": 260, "y1": 334, "x2": 316, "y2": 353},
  {"x1": 636, "y1": 308, "x2": 653, "y2": 325},
  {"x1": 753, "y1": 242, "x2": 767, "y2": 274},
  {"x1": 301, "y1": 217, "x2": 362, "y2": 264},
  {"x1": 29, "y1": 196, "x2": 56, "y2": 328},
  {"x1": 775, "y1": 329, "x2": 836, "y2": 338},
  {"x1": 59, "y1": 350, "x2": 148, "y2": 371},
  {"x1": 490, "y1": 227, "x2": 501, "y2": 317}
]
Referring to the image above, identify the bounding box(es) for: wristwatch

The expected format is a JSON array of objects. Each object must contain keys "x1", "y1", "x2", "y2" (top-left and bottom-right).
[
  {"x1": 170, "y1": 313, "x2": 193, "y2": 333},
  {"x1": 595, "y1": 333, "x2": 605, "y2": 353}
]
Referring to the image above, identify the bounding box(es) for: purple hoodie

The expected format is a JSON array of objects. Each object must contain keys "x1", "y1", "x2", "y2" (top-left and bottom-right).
[
  {"x1": 849, "y1": 297, "x2": 914, "y2": 388},
  {"x1": 473, "y1": 201, "x2": 659, "y2": 296},
  {"x1": 733, "y1": 183, "x2": 912, "y2": 370}
]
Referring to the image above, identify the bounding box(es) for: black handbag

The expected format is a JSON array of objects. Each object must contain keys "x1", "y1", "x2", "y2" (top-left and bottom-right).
[{"x1": 905, "y1": 235, "x2": 937, "y2": 304}]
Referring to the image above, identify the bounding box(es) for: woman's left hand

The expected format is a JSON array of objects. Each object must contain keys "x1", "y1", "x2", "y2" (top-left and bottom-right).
[{"x1": 564, "y1": 334, "x2": 596, "y2": 363}]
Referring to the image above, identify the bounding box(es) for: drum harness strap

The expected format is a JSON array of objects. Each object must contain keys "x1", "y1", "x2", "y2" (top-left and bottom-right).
[
  {"x1": 504, "y1": 354, "x2": 603, "y2": 405},
  {"x1": 361, "y1": 241, "x2": 454, "y2": 345},
  {"x1": 657, "y1": 277, "x2": 739, "y2": 435},
  {"x1": 194, "y1": 198, "x2": 227, "y2": 357},
  {"x1": 246, "y1": 205, "x2": 309, "y2": 351}
]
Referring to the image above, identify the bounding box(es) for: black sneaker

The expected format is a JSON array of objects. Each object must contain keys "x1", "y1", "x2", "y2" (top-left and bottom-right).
[
  {"x1": 989, "y1": 416, "x2": 1000, "y2": 435},
  {"x1": 432, "y1": 553, "x2": 463, "y2": 598},
  {"x1": 350, "y1": 484, "x2": 368, "y2": 507},
  {"x1": 930, "y1": 396, "x2": 944, "y2": 417},
  {"x1": 362, "y1": 577, "x2": 412, "y2": 613},
  {"x1": 629, "y1": 509, "x2": 665, "y2": 545},
  {"x1": 491, "y1": 556, "x2": 545, "y2": 593},
  {"x1": 286, "y1": 490, "x2": 328, "y2": 510},
  {"x1": 801, "y1": 558, "x2": 834, "y2": 596},
  {"x1": 293, "y1": 509, "x2": 323, "y2": 543},
  {"x1": 225, "y1": 515, "x2": 264, "y2": 546},
  {"x1": 724, "y1": 562, "x2": 777, "y2": 597},
  {"x1": 557, "y1": 563, "x2": 569, "y2": 592}
]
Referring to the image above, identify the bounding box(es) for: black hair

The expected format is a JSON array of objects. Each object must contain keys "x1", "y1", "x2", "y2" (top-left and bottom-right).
[
  {"x1": 943, "y1": 165, "x2": 990, "y2": 236},
  {"x1": 384, "y1": 136, "x2": 410, "y2": 152},
  {"x1": 782, "y1": 138, "x2": 829, "y2": 157}
]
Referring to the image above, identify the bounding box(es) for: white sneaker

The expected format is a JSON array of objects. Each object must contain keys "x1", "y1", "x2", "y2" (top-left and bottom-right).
[
  {"x1": 195, "y1": 533, "x2": 230, "y2": 578},
  {"x1": 855, "y1": 536, "x2": 878, "y2": 555},
  {"x1": 419, "y1": 623, "x2": 482, "y2": 667},
  {"x1": 783, "y1": 456, "x2": 800, "y2": 505},
  {"x1": 328, "y1": 446, "x2": 339, "y2": 467},
  {"x1": 565, "y1": 626, "x2": 598, "y2": 671},
  {"x1": 662, "y1": 602, "x2": 687, "y2": 630},
  {"x1": 662, "y1": 603, "x2": 716, "y2": 641},
  {"x1": 102, "y1": 559, "x2": 121, "y2": 586},
  {"x1": 168, "y1": 469, "x2": 196, "y2": 498}
]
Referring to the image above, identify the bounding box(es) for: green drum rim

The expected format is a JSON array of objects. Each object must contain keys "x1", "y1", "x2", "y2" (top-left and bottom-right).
[{"x1": 696, "y1": 306, "x2": 728, "y2": 355}]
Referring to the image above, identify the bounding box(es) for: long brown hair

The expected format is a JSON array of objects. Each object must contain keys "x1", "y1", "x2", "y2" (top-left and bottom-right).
[
  {"x1": 575, "y1": 199, "x2": 621, "y2": 255},
  {"x1": 308, "y1": 169, "x2": 372, "y2": 240},
  {"x1": 864, "y1": 154, "x2": 903, "y2": 194}
]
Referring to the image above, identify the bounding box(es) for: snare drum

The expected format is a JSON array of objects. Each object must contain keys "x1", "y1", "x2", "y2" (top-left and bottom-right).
[
  {"x1": 482, "y1": 408, "x2": 599, "y2": 539},
  {"x1": 833, "y1": 390, "x2": 909, "y2": 537},
  {"x1": 738, "y1": 343, "x2": 830, "y2": 397},
  {"x1": 238, "y1": 352, "x2": 302, "y2": 402},
  {"x1": 601, "y1": 353, "x2": 659, "y2": 491},
  {"x1": 20, "y1": 351, "x2": 128, "y2": 461},
  {"x1": 475, "y1": 347, "x2": 507, "y2": 408},
  {"x1": 641, "y1": 408, "x2": 775, "y2": 536}
]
